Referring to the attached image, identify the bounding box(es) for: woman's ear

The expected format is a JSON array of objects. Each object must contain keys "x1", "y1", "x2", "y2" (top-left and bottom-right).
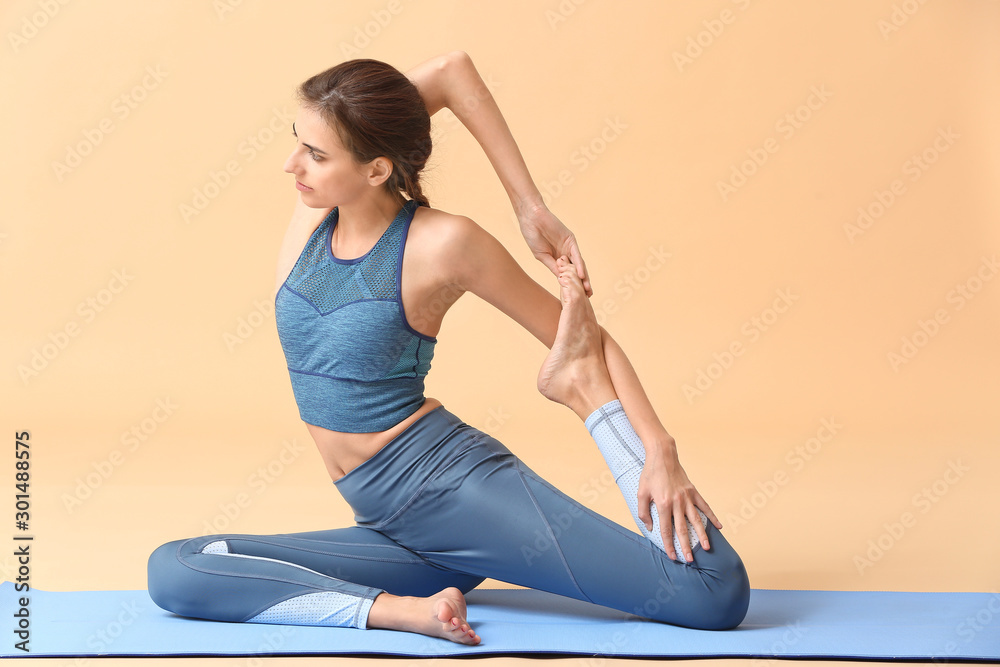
[{"x1": 366, "y1": 157, "x2": 394, "y2": 187}]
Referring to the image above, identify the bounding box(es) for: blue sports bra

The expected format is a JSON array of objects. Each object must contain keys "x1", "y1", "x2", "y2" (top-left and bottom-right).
[{"x1": 274, "y1": 199, "x2": 436, "y2": 433}]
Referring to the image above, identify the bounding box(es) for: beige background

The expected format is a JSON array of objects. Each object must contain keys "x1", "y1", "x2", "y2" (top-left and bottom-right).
[{"x1": 2, "y1": 0, "x2": 998, "y2": 664}]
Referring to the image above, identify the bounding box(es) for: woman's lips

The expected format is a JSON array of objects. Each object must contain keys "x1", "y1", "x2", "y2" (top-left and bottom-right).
[{"x1": 296, "y1": 181, "x2": 313, "y2": 191}]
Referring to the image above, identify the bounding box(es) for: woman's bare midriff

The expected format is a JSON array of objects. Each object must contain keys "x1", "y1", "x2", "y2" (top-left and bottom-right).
[{"x1": 305, "y1": 396, "x2": 444, "y2": 481}]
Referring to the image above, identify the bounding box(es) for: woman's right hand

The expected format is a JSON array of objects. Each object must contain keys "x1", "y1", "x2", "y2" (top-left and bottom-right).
[{"x1": 516, "y1": 202, "x2": 592, "y2": 296}]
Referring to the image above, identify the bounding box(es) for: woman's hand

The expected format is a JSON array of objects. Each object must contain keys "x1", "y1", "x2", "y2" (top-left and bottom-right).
[
  {"x1": 516, "y1": 201, "x2": 592, "y2": 296},
  {"x1": 637, "y1": 444, "x2": 723, "y2": 562}
]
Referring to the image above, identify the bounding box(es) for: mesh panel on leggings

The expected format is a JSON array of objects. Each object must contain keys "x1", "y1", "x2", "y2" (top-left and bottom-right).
[
  {"x1": 585, "y1": 400, "x2": 645, "y2": 481},
  {"x1": 246, "y1": 591, "x2": 372, "y2": 629},
  {"x1": 200, "y1": 540, "x2": 229, "y2": 554}
]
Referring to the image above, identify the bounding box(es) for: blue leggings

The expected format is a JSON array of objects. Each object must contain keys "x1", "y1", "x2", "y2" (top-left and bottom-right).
[{"x1": 147, "y1": 404, "x2": 750, "y2": 631}]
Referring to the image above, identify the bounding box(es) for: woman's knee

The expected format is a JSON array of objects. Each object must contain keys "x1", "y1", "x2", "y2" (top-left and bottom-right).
[
  {"x1": 146, "y1": 539, "x2": 186, "y2": 611},
  {"x1": 709, "y1": 564, "x2": 751, "y2": 629},
  {"x1": 693, "y1": 529, "x2": 751, "y2": 629},
  {"x1": 147, "y1": 537, "x2": 218, "y2": 615},
  {"x1": 693, "y1": 553, "x2": 751, "y2": 630},
  {"x1": 647, "y1": 543, "x2": 750, "y2": 630}
]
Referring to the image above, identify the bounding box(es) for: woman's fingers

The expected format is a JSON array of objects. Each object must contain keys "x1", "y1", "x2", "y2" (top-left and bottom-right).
[
  {"x1": 636, "y1": 487, "x2": 654, "y2": 532},
  {"x1": 536, "y1": 248, "x2": 559, "y2": 276},
  {"x1": 690, "y1": 505, "x2": 711, "y2": 551},
  {"x1": 697, "y1": 493, "x2": 723, "y2": 532},
  {"x1": 672, "y1": 504, "x2": 694, "y2": 562},
  {"x1": 567, "y1": 240, "x2": 592, "y2": 296}
]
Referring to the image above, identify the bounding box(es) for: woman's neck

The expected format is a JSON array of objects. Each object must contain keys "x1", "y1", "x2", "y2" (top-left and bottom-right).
[{"x1": 333, "y1": 193, "x2": 404, "y2": 252}]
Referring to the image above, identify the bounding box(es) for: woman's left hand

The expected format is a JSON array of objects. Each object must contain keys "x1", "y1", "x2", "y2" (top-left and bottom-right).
[
  {"x1": 637, "y1": 444, "x2": 723, "y2": 562},
  {"x1": 516, "y1": 202, "x2": 593, "y2": 297}
]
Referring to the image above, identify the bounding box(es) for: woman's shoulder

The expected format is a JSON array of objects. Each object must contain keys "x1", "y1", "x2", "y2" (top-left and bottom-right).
[
  {"x1": 411, "y1": 204, "x2": 476, "y2": 233},
  {"x1": 408, "y1": 204, "x2": 488, "y2": 254},
  {"x1": 405, "y1": 205, "x2": 501, "y2": 284},
  {"x1": 405, "y1": 205, "x2": 522, "y2": 293}
]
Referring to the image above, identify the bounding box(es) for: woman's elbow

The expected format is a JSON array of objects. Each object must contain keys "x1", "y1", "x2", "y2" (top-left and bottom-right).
[{"x1": 445, "y1": 49, "x2": 473, "y2": 70}]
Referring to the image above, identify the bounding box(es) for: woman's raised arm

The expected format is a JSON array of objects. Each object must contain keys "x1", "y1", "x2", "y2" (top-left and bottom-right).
[{"x1": 406, "y1": 51, "x2": 592, "y2": 295}]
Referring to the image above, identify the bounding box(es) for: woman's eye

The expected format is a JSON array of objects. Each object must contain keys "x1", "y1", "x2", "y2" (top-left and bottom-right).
[{"x1": 308, "y1": 149, "x2": 322, "y2": 162}]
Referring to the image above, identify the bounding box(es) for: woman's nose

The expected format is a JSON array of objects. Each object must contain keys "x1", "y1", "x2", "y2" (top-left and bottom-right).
[{"x1": 283, "y1": 151, "x2": 299, "y2": 174}]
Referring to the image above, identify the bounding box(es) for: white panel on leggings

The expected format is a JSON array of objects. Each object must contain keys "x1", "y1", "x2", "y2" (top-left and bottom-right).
[
  {"x1": 587, "y1": 403, "x2": 644, "y2": 480},
  {"x1": 201, "y1": 540, "x2": 229, "y2": 554},
  {"x1": 246, "y1": 591, "x2": 366, "y2": 628}
]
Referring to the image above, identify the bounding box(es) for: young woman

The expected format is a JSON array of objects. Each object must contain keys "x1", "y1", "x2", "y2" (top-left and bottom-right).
[{"x1": 148, "y1": 52, "x2": 750, "y2": 645}]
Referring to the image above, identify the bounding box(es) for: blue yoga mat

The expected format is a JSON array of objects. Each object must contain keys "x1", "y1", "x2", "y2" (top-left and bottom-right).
[{"x1": 2, "y1": 581, "x2": 997, "y2": 659}]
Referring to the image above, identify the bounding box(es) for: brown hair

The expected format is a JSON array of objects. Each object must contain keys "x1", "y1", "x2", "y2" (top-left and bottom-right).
[{"x1": 297, "y1": 59, "x2": 431, "y2": 207}]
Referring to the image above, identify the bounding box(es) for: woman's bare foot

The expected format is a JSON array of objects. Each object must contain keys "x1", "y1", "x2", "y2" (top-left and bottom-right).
[
  {"x1": 537, "y1": 256, "x2": 617, "y2": 419},
  {"x1": 366, "y1": 587, "x2": 480, "y2": 645}
]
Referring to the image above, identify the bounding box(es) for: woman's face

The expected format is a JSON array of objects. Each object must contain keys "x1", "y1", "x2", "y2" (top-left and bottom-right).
[{"x1": 283, "y1": 105, "x2": 367, "y2": 208}]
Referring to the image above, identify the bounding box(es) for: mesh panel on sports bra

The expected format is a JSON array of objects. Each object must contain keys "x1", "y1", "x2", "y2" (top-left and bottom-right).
[{"x1": 286, "y1": 206, "x2": 404, "y2": 314}]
